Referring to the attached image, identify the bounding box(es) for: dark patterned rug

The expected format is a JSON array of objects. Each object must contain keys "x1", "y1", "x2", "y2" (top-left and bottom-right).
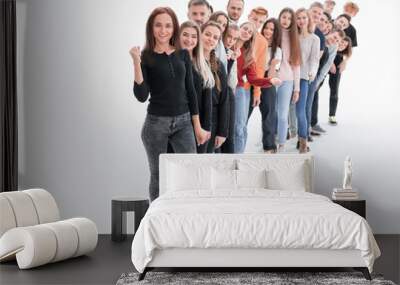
[{"x1": 116, "y1": 271, "x2": 396, "y2": 285}]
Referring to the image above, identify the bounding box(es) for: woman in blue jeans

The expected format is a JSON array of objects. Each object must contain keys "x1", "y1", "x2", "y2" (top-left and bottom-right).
[
  {"x1": 295, "y1": 8, "x2": 320, "y2": 153},
  {"x1": 260, "y1": 18, "x2": 282, "y2": 153},
  {"x1": 130, "y1": 7, "x2": 209, "y2": 201},
  {"x1": 276, "y1": 8, "x2": 301, "y2": 152},
  {"x1": 233, "y1": 22, "x2": 280, "y2": 153}
]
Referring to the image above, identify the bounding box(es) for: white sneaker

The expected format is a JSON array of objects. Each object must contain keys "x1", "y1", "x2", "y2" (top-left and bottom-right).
[{"x1": 329, "y1": 116, "x2": 338, "y2": 125}]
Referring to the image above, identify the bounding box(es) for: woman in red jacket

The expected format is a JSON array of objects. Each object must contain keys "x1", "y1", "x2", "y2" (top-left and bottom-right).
[{"x1": 233, "y1": 21, "x2": 281, "y2": 153}]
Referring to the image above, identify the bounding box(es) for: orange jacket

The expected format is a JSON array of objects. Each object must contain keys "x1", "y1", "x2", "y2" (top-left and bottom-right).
[{"x1": 243, "y1": 32, "x2": 268, "y2": 98}]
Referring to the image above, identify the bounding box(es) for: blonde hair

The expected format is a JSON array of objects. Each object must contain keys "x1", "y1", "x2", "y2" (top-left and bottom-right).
[
  {"x1": 237, "y1": 21, "x2": 256, "y2": 68},
  {"x1": 178, "y1": 21, "x2": 215, "y2": 89},
  {"x1": 296, "y1": 8, "x2": 314, "y2": 34},
  {"x1": 201, "y1": 21, "x2": 223, "y2": 92}
]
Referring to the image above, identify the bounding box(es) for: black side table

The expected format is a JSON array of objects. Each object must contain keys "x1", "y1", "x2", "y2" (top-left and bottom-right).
[
  {"x1": 111, "y1": 197, "x2": 149, "y2": 242},
  {"x1": 333, "y1": 199, "x2": 366, "y2": 219}
]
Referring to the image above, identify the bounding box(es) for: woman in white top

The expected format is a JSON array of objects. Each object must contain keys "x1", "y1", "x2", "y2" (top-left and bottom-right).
[
  {"x1": 259, "y1": 18, "x2": 282, "y2": 153},
  {"x1": 295, "y1": 8, "x2": 320, "y2": 153}
]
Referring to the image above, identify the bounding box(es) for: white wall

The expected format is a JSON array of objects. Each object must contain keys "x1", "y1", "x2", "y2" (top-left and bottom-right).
[{"x1": 17, "y1": 0, "x2": 400, "y2": 234}]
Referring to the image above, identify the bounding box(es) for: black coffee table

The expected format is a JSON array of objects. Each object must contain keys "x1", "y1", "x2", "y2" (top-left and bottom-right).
[{"x1": 111, "y1": 197, "x2": 149, "y2": 242}]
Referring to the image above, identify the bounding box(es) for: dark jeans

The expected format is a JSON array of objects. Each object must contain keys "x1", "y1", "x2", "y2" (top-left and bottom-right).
[
  {"x1": 221, "y1": 87, "x2": 235, "y2": 154},
  {"x1": 248, "y1": 86, "x2": 255, "y2": 121},
  {"x1": 141, "y1": 112, "x2": 196, "y2": 202},
  {"x1": 329, "y1": 71, "x2": 342, "y2": 116},
  {"x1": 311, "y1": 79, "x2": 324, "y2": 127},
  {"x1": 259, "y1": 86, "x2": 277, "y2": 151}
]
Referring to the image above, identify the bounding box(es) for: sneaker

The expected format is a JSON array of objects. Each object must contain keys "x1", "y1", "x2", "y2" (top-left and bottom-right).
[
  {"x1": 312, "y1": 124, "x2": 326, "y2": 133},
  {"x1": 308, "y1": 136, "x2": 314, "y2": 142},
  {"x1": 329, "y1": 116, "x2": 338, "y2": 125}
]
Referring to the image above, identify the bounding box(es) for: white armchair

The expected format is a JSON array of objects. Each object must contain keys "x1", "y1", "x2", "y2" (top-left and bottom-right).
[{"x1": 0, "y1": 188, "x2": 98, "y2": 269}]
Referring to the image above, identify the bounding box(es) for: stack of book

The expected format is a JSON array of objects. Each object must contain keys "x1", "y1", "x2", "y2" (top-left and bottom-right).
[{"x1": 332, "y1": 188, "x2": 359, "y2": 200}]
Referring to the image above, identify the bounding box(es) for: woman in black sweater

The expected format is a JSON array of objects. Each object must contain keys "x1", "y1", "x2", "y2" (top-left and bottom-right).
[
  {"x1": 178, "y1": 21, "x2": 215, "y2": 153},
  {"x1": 201, "y1": 21, "x2": 230, "y2": 153},
  {"x1": 328, "y1": 36, "x2": 352, "y2": 125},
  {"x1": 130, "y1": 7, "x2": 209, "y2": 201}
]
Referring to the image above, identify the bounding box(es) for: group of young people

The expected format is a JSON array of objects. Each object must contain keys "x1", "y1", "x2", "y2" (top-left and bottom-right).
[{"x1": 130, "y1": 0, "x2": 359, "y2": 201}]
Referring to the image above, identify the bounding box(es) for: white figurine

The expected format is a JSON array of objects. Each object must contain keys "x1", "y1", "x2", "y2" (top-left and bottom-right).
[{"x1": 342, "y1": 156, "x2": 353, "y2": 190}]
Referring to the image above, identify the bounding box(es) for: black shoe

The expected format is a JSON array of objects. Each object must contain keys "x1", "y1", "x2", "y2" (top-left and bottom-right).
[
  {"x1": 310, "y1": 131, "x2": 321, "y2": 136},
  {"x1": 296, "y1": 141, "x2": 300, "y2": 149},
  {"x1": 308, "y1": 136, "x2": 314, "y2": 142}
]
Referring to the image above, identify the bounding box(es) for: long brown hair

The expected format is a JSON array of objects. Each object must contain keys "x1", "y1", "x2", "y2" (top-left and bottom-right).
[
  {"x1": 261, "y1": 18, "x2": 281, "y2": 64},
  {"x1": 237, "y1": 21, "x2": 257, "y2": 69},
  {"x1": 279, "y1": 8, "x2": 301, "y2": 66},
  {"x1": 201, "y1": 21, "x2": 222, "y2": 92},
  {"x1": 143, "y1": 7, "x2": 180, "y2": 53},
  {"x1": 209, "y1": 11, "x2": 229, "y2": 40},
  {"x1": 340, "y1": 36, "x2": 353, "y2": 58}
]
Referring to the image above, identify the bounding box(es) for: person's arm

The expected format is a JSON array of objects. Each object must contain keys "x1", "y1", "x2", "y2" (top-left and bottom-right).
[
  {"x1": 130, "y1": 47, "x2": 150, "y2": 102},
  {"x1": 315, "y1": 46, "x2": 337, "y2": 86},
  {"x1": 228, "y1": 60, "x2": 238, "y2": 91},
  {"x1": 310, "y1": 37, "x2": 320, "y2": 81},
  {"x1": 181, "y1": 50, "x2": 210, "y2": 145},
  {"x1": 253, "y1": 39, "x2": 267, "y2": 103},
  {"x1": 291, "y1": 64, "x2": 300, "y2": 103},
  {"x1": 268, "y1": 48, "x2": 282, "y2": 78},
  {"x1": 352, "y1": 27, "x2": 358, "y2": 47},
  {"x1": 183, "y1": 50, "x2": 199, "y2": 116},
  {"x1": 246, "y1": 63, "x2": 273, "y2": 88}
]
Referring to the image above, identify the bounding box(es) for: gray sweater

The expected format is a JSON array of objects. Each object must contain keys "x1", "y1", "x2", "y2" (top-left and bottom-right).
[{"x1": 299, "y1": 33, "x2": 320, "y2": 81}]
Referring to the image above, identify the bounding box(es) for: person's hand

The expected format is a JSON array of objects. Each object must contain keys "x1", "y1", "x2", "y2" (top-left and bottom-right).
[
  {"x1": 253, "y1": 96, "x2": 261, "y2": 107},
  {"x1": 226, "y1": 49, "x2": 234, "y2": 60},
  {"x1": 195, "y1": 128, "x2": 211, "y2": 146},
  {"x1": 214, "y1": 136, "x2": 226, "y2": 148},
  {"x1": 129, "y1": 46, "x2": 141, "y2": 63},
  {"x1": 308, "y1": 72, "x2": 315, "y2": 81},
  {"x1": 330, "y1": 64, "x2": 336, "y2": 74},
  {"x1": 292, "y1": 91, "x2": 300, "y2": 103},
  {"x1": 270, "y1": 77, "x2": 281, "y2": 86},
  {"x1": 232, "y1": 48, "x2": 241, "y2": 60},
  {"x1": 339, "y1": 61, "x2": 347, "y2": 73}
]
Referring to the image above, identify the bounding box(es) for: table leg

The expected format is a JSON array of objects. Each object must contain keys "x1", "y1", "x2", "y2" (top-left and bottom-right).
[
  {"x1": 112, "y1": 202, "x2": 126, "y2": 241},
  {"x1": 134, "y1": 202, "x2": 149, "y2": 235}
]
